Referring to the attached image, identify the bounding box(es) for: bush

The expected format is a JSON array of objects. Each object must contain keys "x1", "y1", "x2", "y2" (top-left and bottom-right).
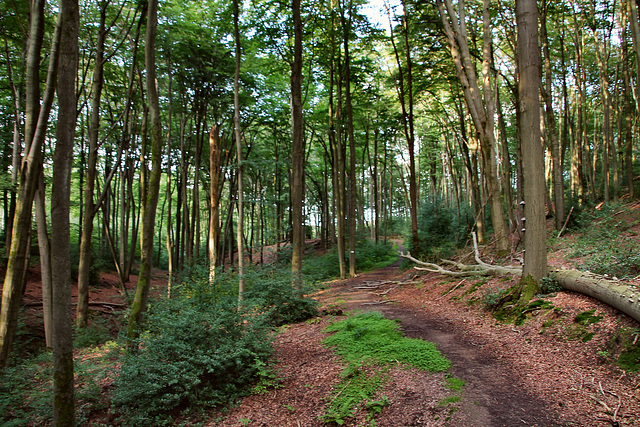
[
  {"x1": 113, "y1": 297, "x2": 273, "y2": 425},
  {"x1": 244, "y1": 274, "x2": 318, "y2": 326},
  {"x1": 568, "y1": 203, "x2": 640, "y2": 278},
  {"x1": 409, "y1": 198, "x2": 473, "y2": 260}
]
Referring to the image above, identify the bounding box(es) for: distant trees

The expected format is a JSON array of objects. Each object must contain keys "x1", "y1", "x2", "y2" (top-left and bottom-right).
[{"x1": 1, "y1": 0, "x2": 640, "y2": 394}]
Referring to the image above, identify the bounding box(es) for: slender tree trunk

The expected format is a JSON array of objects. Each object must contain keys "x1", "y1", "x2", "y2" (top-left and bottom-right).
[
  {"x1": 127, "y1": 0, "x2": 163, "y2": 343},
  {"x1": 35, "y1": 173, "x2": 52, "y2": 348},
  {"x1": 329, "y1": 5, "x2": 346, "y2": 278},
  {"x1": 209, "y1": 125, "x2": 221, "y2": 283},
  {"x1": 540, "y1": 1, "x2": 565, "y2": 230},
  {"x1": 0, "y1": 1, "x2": 60, "y2": 369},
  {"x1": 342, "y1": 0, "x2": 357, "y2": 277},
  {"x1": 51, "y1": 0, "x2": 79, "y2": 420},
  {"x1": 388, "y1": 0, "x2": 419, "y2": 254},
  {"x1": 291, "y1": 0, "x2": 305, "y2": 287},
  {"x1": 233, "y1": 0, "x2": 245, "y2": 299},
  {"x1": 77, "y1": 1, "x2": 107, "y2": 327},
  {"x1": 437, "y1": 0, "x2": 508, "y2": 253}
]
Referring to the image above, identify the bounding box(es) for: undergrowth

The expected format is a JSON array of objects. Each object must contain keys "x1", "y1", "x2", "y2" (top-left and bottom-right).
[
  {"x1": 322, "y1": 312, "x2": 451, "y2": 425},
  {"x1": 568, "y1": 203, "x2": 640, "y2": 278}
]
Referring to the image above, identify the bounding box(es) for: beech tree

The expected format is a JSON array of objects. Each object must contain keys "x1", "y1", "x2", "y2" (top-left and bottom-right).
[
  {"x1": 0, "y1": 0, "x2": 61, "y2": 369},
  {"x1": 127, "y1": 0, "x2": 163, "y2": 343},
  {"x1": 51, "y1": 0, "x2": 79, "y2": 420}
]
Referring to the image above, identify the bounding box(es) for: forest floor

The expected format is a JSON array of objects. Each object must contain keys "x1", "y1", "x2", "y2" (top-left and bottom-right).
[
  {"x1": 12, "y1": 229, "x2": 640, "y2": 426},
  {"x1": 211, "y1": 245, "x2": 640, "y2": 427}
]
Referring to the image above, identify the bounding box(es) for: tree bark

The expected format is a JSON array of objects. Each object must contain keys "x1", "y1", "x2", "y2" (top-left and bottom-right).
[
  {"x1": 51, "y1": 0, "x2": 79, "y2": 421},
  {"x1": 540, "y1": 1, "x2": 565, "y2": 230},
  {"x1": 127, "y1": 0, "x2": 163, "y2": 343},
  {"x1": 233, "y1": 0, "x2": 245, "y2": 299},
  {"x1": 290, "y1": 0, "x2": 305, "y2": 287},
  {"x1": 437, "y1": 0, "x2": 509, "y2": 253},
  {"x1": 209, "y1": 125, "x2": 222, "y2": 283},
  {"x1": 0, "y1": 0, "x2": 60, "y2": 369},
  {"x1": 342, "y1": 0, "x2": 357, "y2": 278},
  {"x1": 77, "y1": 0, "x2": 107, "y2": 327},
  {"x1": 517, "y1": 0, "x2": 546, "y2": 284}
]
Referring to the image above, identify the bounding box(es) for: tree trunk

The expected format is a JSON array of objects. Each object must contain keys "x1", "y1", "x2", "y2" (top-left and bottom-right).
[
  {"x1": 209, "y1": 125, "x2": 221, "y2": 283},
  {"x1": 127, "y1": 0, "x2": 163, "y2": 343},
  {"x1": 540, "y1": 1, "x2": 565, "y2": 230},
  {"x1": 389, "y1": 0, "x2": 419, "y2": 254},
  {"x1": 51, "y1": 0, "x2": 79, "y2": 420},
  {"x1": 555, "y1": 270, "x2": 640, "y2": 324},
  {"x1": 343, "y1": 0, "x2": 357, "y2": 278},
  {"x1": 0, "y1": 0, "x2": 60, "y2": 369},
  {"x1": 233, "y1": 0, "x2": 245, "y2": 299},
  {"x1": 35, "y1": 173, "x2": 52, "y2": 348},
  {"x1": 437, "y1": 0, "x2": 509, "y2": 253},
  {"x1": 77, "y1": 0, "x2": 107, "y2": 327},
  {"x1": 517, "y1": 0, "x2": 546, "y2": 285},
  {"x1": 290, "y1": 0, "x2": 305, "y2": 287}
]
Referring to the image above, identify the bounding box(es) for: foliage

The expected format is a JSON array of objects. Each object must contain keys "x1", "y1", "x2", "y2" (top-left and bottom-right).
[
  {"x1": 324, "y1": 311, "x2": 450, "y2": 372},
  {"x1": 73, "y1": 318, "x2": 113, "y2": 348},
  {"x1": 410, "y1": 198, "x2": 473, "y2": 260},
  {"x1": 564, "y1": 309, "x2": 603, "y2": 343},
  {"x1": 0, "y1": 353, "x2": 53, "y2": 426},
  {"x1": 0, "y1": 344, "x2": 119, "y2": 426},
  {"x1": 353, "y1": 239, "x2": 398, "y2": 272},
  {"x1": 321, "y1": 364, "x2": 387, "y2": 425},
  {"x1": 568, "y1": 204, "x2": 640, "y2": 278},
  {"x1": 112, "y1": 293, "x2": 273, "y2": 425},
  {"x1": 322, "y1": 312, "x2": 451, "y2": 425},
  {"x1": 444, "y1": 373, "x2": 465, "y2": 392},
  {"x1": 482, "y1": 288, "x2": 509, "y2": 310},
  {"x1": 243, "y1": 269, "x2": 318, "y2": 326},
  {"x1": 539, "y1": 273, "x2": 562, "y2": 294}
]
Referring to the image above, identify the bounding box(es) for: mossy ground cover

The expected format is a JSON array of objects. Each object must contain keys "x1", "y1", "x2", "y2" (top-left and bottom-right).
[{"x1": 322, "y1": 311, "x2": 452, "y2": 425}]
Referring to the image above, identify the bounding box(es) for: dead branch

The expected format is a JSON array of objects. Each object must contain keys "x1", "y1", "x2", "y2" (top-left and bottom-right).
[
  {"x1": 400, "y1": 232, "x2": 522, "y2": 277},
  {"x1": 437, "y1": 279, "x2": 466, "y2": 300}
]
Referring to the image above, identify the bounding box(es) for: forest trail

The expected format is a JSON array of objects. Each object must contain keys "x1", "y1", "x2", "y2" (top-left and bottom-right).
[
  {"x1": 216, "y1": 251, "x2": 597, "y2": 426},
  {"x1": 318, "y1": 256, "x2": 565, "y2": 427}
]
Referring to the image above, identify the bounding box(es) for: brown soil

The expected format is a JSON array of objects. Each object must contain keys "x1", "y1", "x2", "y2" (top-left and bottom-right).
[
  {"x1": 9, "y1": 237, "x2": 640, "y2": 426},
  {"x1": 214, "y1": 256, "x2": 640, "y2": 427}
]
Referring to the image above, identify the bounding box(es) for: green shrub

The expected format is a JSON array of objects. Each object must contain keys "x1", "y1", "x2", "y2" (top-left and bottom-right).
[
  {"x1": 568, "y1": 203, "x2": 640, "y2": 278},
  {"x1": 113, "y1": 297, "x2": 273, "y2": 425},
  {"x1": 409, "y1": 197, "x2": 473, "y2": 260},
  {"x1": 244, "y1": 275, "x2": 318, "y2": 326},
  {"x1": 539, "y1": 273, "x2": 563, "y2": 294},
  {"x1": 322, "y1": 312, "x2": 451, "y2": 425}
]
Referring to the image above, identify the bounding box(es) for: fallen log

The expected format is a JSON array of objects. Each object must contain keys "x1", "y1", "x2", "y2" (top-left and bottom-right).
[
  {"x1": 400, "y1": 233, "x2": 640, "y2": 324},
  {"x1": 554, "y1": 269, "x2": 640, "y2": 324}
]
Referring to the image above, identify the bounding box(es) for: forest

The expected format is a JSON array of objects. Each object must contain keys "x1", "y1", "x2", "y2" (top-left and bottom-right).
[{"x1": 1, "y1": 0, "x2": 640, "y2": 425}]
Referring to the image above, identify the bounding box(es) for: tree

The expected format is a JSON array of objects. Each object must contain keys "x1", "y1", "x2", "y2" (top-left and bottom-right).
[
  {"x1": 517, "y1": 0, "x2": 546, "y2": 288},
  {"x1": 290, "y1": 0, "x2": 305, "y2": 286},
  {"x1": 0, "y1": 0, "x2": 61, "y2": 369},
  {"x1": 209, "y1": 125, "x2": 222, "y2": 283},
  {"x1": 51, "y1": 0, "x2": 79, "y2": 421},
  {"x1": 234, "y1": 0, "x2": 246, "y2": 299},
  {"x1": 436, "y1": 0, "x2": 510, "y2": 253},
  {"x1": 127, "y1": 0, "x2": 163, "y2": 343}
]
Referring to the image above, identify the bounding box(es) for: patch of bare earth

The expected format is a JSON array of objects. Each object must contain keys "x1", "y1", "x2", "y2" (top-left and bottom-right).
[{"x1": 213, "y1": 256, "x2": 640, "y2": 427}]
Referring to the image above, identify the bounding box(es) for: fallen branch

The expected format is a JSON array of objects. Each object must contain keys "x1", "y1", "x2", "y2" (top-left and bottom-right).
[
  {"x1": 362, "y1": 300, "x2": 397, "y2": 305},
  {"x1": 437, "y1": 279, "x2": 466, "y2": 300},
  {"x1": 400, "y1": 233, "x2": 640, "y2": 324}
]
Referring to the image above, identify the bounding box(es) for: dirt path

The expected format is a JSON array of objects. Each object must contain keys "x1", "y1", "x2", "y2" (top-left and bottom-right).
[
  {"x1": 215, "y1": 254, "x2": 639, "y2": 426},
  {"x1": 322, "y1": 259, "x2": 564, "y2": 427}
]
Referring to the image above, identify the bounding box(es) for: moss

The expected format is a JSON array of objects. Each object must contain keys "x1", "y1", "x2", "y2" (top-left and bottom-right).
[{"x1": 573, "y1": 309, "x2": 603, "y2": 326}]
